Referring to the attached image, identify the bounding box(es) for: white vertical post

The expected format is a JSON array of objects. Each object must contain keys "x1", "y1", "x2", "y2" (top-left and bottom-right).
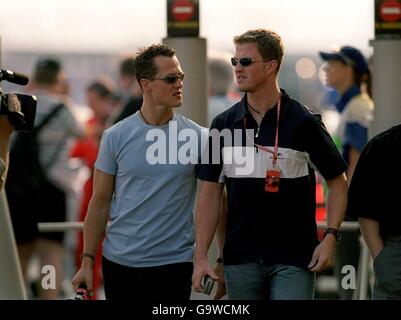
[
  {"x1": 369, "y1": 40, "x2": 401, "y2": 137},
  {"x1": 163, "y1": 37, "x2": 208, "y2": 127}
]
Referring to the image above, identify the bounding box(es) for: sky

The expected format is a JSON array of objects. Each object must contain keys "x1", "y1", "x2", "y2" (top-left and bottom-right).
[{"x1": 0, "y1": 0, "x2": 375, "y2": 56}]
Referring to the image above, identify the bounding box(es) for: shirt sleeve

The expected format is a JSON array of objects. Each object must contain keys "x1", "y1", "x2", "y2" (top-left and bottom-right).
[
  {"x1": 196, "y1": 117, "x2": 225, "y2": 183},
  {"x1": 346, "y1": 139, "x2": 380, "y2": 221},
  {"x1": 95, "y1": 130, "x2": 117, "y2": 175},
  {"x1": 301, "y1": 113, "x2": 348, "y2": 180}
]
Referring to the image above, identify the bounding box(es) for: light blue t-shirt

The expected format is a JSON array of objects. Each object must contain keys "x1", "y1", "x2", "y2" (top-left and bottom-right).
[{"x1": 95, "y1": 112, "x2": 207, "y2": 267}]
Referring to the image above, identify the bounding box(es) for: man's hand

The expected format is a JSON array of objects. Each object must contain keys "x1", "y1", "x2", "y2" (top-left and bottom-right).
[
  {"x1": 192, "y1": 258, "x2": 218, "y2": 294},
  {"x1": 213, "y1": 262, "x2": 226, "y2": 299},
  {"x1": 308, "y1": 235, "x2": 337, "y2": 272},
  {"x1": 72, "y1": 262, "x2": 94, "y2": 297}
]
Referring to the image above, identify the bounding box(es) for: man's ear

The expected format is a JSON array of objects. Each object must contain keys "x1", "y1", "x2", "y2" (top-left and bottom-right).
[
  {"x1": 267, "y1": 60, "x2": 279, "y2": 76},
  {"x1": 140, "y1": 78, "x2": 150, "y2": 91}
]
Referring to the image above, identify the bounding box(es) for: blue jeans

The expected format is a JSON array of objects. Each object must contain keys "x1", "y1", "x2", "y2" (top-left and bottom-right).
[{"x1": 224, "y1": 261, "x2": 316, "y2": 300}]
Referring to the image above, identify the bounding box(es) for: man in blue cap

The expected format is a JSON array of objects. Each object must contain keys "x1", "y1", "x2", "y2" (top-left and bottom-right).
[{"x1": 319, "y1": 46, "x2": 374, "y2": 299}]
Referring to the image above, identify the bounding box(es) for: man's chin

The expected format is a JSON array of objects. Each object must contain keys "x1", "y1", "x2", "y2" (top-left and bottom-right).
[
  {"x1": 237, "y1": 84, "x2": 251, "y2": 93},
  {"x1": 171, "y1": 101, "x2": 183, "y2": 108}
]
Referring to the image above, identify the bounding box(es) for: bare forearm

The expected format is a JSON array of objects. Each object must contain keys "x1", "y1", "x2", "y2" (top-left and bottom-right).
[
  {"x1": 358, "y1": 217, "x2": 383, "y2": 258},
  {"x1": 326, "y1": 174, "x2": 348, "y2": 229},
  {"x1": 195, "y1": 182, "x2": 224, "y2": 261},
  {"x1": 82, "y1": 198, "x2": 109, "y2": 260}
]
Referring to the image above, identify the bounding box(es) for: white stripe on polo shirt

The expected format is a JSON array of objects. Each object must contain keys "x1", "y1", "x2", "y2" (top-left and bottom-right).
[{"x1": 220, "y1": 146, "x2": 310, "y2": 180}]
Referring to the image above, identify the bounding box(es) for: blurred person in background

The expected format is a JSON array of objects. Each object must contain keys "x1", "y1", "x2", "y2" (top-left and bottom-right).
[
  {"x1": 108, "y1": 54, "x2": 143, "y2": 125},
  {"x1": 207, "y1": 53, "x2": 236, "y2": 126},
  {"x1": 7, "y1": 58, "x2": 84, "y2": 299},
  {"x1": 319, "y1": 46, "x2": 374, "y2": 299},
  {"x1": 70, "y1": 79, "x2": 114, "y2": 299}
]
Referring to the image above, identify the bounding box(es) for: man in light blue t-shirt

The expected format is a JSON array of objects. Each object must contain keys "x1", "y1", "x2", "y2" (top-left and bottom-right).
[{"x1": 72, "y1": 44, "x2": 207, "y2": 300}]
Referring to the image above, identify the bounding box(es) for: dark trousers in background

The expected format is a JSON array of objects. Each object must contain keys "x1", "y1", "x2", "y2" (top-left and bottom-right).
[{"x1": 102, "y1": 256, "x2": 193, "y2": 300}]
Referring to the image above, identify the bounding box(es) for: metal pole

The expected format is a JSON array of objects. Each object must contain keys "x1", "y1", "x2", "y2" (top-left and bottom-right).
[
  {"x1": 163, "y1": 37, "x2": 208, "y2": 126},
  {"x1": 369, "y1": 39, "x2": 401, "y2": 137},
  {"x1": 358, "y1": 239, "x2": 371, "y2": 300}
]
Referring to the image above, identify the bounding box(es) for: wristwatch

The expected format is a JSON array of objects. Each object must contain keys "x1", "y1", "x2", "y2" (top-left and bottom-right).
[{"x1": 324, "y1": 228, "x2": 341, "y2": 241}]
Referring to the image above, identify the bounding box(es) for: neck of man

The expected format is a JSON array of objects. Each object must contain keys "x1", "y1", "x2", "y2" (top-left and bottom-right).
[
  {"x1": 247, "y1": 81, "x2": 281, "y2": 116},
  {"x1": 140, "y1": 101, "x2": 174, "y2": 126}
]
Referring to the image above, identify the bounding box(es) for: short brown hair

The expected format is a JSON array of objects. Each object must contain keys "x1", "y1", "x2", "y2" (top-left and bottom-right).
[
  {"x1": 135, "y1": 44, "x2": 176, "y2": 84},
  {"x1": 234, "y1": 29, "x2": 284, "y2": 74}
]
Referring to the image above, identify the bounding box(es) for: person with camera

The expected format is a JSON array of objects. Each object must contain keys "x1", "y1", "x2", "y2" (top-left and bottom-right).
[
  {"x1": 6, "y1": 58, "x2": 84, "y2": 299},
  {"x1": 347, "y1": 124, "x2": 401, "y2": 299},
  {"x1": 72, "y1": 44, "x2": 207, "y2": 300},
  {"x1": 192, "y1": 29, "x2": 348, "y2": 300}
]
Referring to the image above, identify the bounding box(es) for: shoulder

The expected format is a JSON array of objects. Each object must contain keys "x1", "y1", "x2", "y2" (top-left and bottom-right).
[
  {"x1": 369, "y1": 124, "x2": 401, "y2": 149},
  {"x1": 103, "y1": 113, "x2": 140, "y2": 140},
  {"x1": 283, "y1": 93, "x2": 322, "y2": 125},
  {"x1": 211, "y1": 101, "x2": 243, "y2": 129},
  {"x1": 345, "y1": 93, "x2": 374, "y2": 122},
  {"x1": 175, "y1": 113, "x2": 205, "y2": 131}
]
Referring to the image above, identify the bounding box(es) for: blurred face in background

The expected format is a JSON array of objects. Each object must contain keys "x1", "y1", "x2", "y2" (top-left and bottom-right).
[
  {"x1": 86, "y1": 89, "x2": 112, "y2": 123},
  {"x1": 323, "y1": 59, "x2": 354, "y2": 90}
]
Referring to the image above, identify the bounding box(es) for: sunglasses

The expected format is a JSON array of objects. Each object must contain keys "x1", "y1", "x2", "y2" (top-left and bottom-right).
[
  {"x1": 231, "y1": 57, "x2": 271, "y2": 67},
  {"x1": 151, "y1": 72, "x2": 185, "y2": 84}
]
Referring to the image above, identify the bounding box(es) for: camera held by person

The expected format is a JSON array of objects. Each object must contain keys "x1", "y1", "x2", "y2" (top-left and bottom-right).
[{"x1": 0, "y1": 69, "x2": 37, "y2": 131}]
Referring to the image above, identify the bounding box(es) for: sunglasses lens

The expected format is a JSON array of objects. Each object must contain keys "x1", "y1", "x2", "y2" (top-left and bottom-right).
[
  {"x1": 164, "y1": 76, "x2": 176, "y2": 84},
  {"x1": 231, "y1": 57, "x2": 253, "y2": 67},
  {"x1": 239, "y1": 58, "x2": 252, "y2": 66},
  {"x1": 163, "y1": 73, "x2": 184, "y2": 84}
]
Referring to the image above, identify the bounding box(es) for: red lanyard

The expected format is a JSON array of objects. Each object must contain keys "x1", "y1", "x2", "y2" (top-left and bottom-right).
[{"x1": 243, "y1": 96, "x2": 281, "y2": 168}]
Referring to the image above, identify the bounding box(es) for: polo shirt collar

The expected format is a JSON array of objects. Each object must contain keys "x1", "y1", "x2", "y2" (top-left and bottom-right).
[
  {"x1": 233, "y1": 88, "x2": 290, "y2": 123},
  {"x1": 335, "y1": 85, "x2": 360, "y2": 113}
]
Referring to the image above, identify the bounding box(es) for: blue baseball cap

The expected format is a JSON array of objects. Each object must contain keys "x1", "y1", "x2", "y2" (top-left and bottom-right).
[{"x1": 319, "y1": 46, "x2": 369, "y2": 75}]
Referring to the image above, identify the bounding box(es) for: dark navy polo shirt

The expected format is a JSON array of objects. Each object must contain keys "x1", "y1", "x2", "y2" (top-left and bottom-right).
[{"x1": 198, "y1": 89, "x2": 347, "y2": 267}]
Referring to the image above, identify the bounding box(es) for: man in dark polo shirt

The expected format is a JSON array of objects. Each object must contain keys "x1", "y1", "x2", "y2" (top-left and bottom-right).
[
  {"x1": 347, "y1": 124, "x2": 401, "y2": 299},
  {"x1": 192, "y1": 29, "x2": 348, "y2": 300}
]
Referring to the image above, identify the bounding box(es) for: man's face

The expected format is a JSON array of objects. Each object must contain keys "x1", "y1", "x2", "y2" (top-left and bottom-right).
[
  {"x1": 323, "y1": 59, "x2": 353, "y2": 89},
  {"x1": 53, "y1": 71, "x2": 67, "y2": 95},
  {"x1": 233, "y1": 42, "x2": 271, "y2": 93},
  {"x1": 147, "y1": 55, "x2": 184, "y2": 109}
]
